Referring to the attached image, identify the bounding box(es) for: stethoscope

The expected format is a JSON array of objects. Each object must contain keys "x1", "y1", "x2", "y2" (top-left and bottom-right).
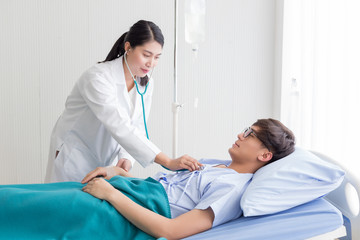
[
  {"x1": 123, "y1": 51, "x2": 153, "y2": 139},
  {"x1": 124, "y1": 51, "x2": 190, "y2": 172}
]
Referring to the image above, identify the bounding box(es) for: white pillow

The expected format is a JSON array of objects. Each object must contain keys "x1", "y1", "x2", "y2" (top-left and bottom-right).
[{"x1": 240, "y1": 147, "x2": 345, "y2": 217}]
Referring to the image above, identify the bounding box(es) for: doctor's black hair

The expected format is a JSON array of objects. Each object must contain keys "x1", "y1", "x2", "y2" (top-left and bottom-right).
[{"x1": 100, "y1": 20, "x2": 164, "y2": 86}]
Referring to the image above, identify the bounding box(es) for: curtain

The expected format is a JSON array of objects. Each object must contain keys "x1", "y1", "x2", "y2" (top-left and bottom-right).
[{"x1": 281, "y1": 0, "x2": 360, "y2": 175}]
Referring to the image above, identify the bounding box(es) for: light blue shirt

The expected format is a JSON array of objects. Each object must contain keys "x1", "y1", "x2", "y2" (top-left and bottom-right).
[{"x1": 152, "y1": 159, "x2": 253, "y2": 227}]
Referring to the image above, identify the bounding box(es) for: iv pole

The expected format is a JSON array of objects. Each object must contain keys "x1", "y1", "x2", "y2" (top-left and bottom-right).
[
  {"x1": 172, "y1": 0, "x2": 204, "y2": 158},
  {"x1": 172, "y1": 0, "x2": 183, "y2": 158}
]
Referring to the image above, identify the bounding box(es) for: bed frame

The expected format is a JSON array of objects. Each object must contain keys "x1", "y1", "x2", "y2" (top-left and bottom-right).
[{"x1": 311, "y1": 151, "x2": 360, "y2": 240}]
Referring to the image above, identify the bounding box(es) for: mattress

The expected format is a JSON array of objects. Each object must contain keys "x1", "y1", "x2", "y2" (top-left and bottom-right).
[{"x1": 184, "y1": 197, "x2": 344, "y2": 240}]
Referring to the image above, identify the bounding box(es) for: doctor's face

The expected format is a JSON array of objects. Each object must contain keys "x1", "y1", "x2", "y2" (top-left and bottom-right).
[{"x1": 126, "y1": 40, "x2": 162, "y2": 78}]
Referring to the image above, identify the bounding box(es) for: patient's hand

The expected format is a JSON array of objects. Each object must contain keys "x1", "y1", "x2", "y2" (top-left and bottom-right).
[
  {"x1": 82, "y1": 178, "x2": 116, "y2": 200},
  {"x1": 82, "y1": 166, "x2": 134, "y2": 183}
]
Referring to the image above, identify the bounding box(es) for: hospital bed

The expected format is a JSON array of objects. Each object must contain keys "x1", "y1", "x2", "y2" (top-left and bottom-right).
[
  {"x1": 183, "y1": 150, "x2": 359, "y2": 240},
  {"x1": 1, "y1": 149, "x2": 358, "y2": 239}
]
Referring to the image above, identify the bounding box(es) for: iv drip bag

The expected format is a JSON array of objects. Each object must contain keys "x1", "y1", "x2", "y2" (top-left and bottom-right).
[{"x1": 185, "y1": 0, "x2": 206, "y2": 53}]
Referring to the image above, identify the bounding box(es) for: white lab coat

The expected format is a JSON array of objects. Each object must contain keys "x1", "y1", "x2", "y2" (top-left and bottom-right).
[{"x1": 45, "y1": 56, "x2": 161, "y2": 182}]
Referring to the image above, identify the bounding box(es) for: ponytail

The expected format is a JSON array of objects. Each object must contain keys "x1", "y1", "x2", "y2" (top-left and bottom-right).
[{"x1": 100, "y1": 32, "x2": 127, "y2": 63}]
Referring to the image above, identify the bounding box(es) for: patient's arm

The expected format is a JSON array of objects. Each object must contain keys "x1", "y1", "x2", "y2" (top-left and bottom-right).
[
  {"x1": 81, "y1": 166, "x2": 134, "y2": 184},
  {"x1": 83, "y1": 178, "x2": 214, "y2": 239}
]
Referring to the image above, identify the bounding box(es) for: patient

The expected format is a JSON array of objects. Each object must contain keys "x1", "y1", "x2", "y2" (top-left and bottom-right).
[
  {"x1": 81, "y1": 118, "x2": 295, "y2": 239},
  {"x1": 0, "y1": 118, "x2": 295, "y2": 240}
]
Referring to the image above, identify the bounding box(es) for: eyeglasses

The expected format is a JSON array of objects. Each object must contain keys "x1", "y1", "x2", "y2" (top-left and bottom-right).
[
  {"x1": 242, "y1": 127, "x2": 271, "y2": 151},
  {"x1": 242, "y1": 127, "x2": 258, "y2": 138}
]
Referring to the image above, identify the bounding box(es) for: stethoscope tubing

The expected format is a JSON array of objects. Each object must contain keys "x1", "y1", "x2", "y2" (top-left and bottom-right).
[
  {"x1": 124, "y1": 52, "x2": 188, "y2": 172},
  {"x1": 124, "y1": 52, "x2": 152, "y2": 140},
  {"x1": 134, "y1": 81, "x2": 149, "y2": 139}
]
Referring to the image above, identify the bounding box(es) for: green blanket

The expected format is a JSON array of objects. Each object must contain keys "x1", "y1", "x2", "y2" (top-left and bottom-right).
[{"x1": 0, "y1": 176, "x2": 171, "y2": 240}]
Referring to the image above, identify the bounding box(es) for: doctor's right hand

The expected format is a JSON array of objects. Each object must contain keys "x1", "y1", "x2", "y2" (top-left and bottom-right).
[{"x1": 81, "y1": 166, "x2": 128, "y2": 184}]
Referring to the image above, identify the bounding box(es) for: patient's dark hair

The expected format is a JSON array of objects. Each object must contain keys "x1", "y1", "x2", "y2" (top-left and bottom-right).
[
  {"x1": 252, "y1": 118, "x2": 295, "y2": 163},
  {"x1": 99, "y1": 20, "x2": 164, "y2": 86}
]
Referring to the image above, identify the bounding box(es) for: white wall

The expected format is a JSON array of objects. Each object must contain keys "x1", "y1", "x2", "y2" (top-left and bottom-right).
[
  {"x1": 175, "y1": 0, "x2": 277, "y2": 159},
  {"x1": 0, "y1": 0, "x2": 278, "y2": 184}
]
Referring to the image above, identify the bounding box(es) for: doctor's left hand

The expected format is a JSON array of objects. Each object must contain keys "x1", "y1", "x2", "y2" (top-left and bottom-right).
[
  {"x1": 82, "y1": 178, "x2": 115, "y2": 200},
  {"x1": 169, "y1": 155, "x2": 203, "y2": 172}
]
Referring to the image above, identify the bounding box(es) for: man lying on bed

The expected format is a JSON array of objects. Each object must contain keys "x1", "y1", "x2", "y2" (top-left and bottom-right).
[
  {"x1": 81, "y1": 118, "x2": 295, "y2": 239},
  {"x1": 0, "y1": 118, "x2": 295, "y2": 240}
]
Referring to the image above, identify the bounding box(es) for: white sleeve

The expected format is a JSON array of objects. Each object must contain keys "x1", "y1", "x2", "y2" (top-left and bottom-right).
[{"x1": 77, "y1": 70, "x2": 160, "y2": 167}]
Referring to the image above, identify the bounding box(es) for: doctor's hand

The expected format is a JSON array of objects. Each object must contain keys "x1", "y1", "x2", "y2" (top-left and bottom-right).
[
  {"x1": 169, "y1": 155, "x2": 202, "y2": 172},
  {"x1": 155, "y1": 152, "x2": 202, "y2": 172},
  {"x1": 81, "y1": 166, "x2": 121, "y2": 184},
  {"x1": 116, "y1": 158, "x2": 132, "y2": 172},
  {"x1": 82, "y1": 178, "x2": 116, "y2": 201}
]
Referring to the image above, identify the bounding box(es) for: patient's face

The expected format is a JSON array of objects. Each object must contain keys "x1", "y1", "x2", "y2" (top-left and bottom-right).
[{"x1": 228, "y1": 126, "x2": 266, "y2": 162}]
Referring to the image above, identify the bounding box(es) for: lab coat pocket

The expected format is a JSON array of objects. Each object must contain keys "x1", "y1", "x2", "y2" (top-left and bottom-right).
[
  {"x1": 54, "y1": 142, "x2": 64, "y2": 159},
  {"x1": 55, "y1": 142, "x2": 98, "y2": 181}
]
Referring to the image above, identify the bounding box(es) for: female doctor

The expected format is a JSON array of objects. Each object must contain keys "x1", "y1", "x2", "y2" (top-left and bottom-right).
[{"x1": 45, "y1": 20, "x2": 200, "y2": 183}]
